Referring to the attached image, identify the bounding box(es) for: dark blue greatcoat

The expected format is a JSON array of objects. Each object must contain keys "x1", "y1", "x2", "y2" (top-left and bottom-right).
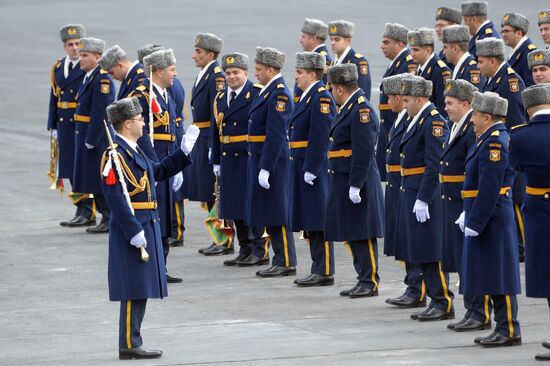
[
  {"x1": 418, "y1": 54, "x2": 452, "y2": 118},
  {"x1": 469, "y1": 21, "x2": 501, "y2": 58},
  {"x1": 117, "y1": 62, "x2": 146, "y2": 100}
]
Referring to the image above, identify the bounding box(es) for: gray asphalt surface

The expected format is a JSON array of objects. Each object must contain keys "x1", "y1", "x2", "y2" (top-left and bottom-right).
[{"x1": 1, "y1": 0, "x2": 549, "y2": 365}]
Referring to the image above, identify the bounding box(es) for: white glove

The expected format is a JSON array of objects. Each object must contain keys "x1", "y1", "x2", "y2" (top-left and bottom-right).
[
  {"x1": 180, "y1": 124, "x2": 200, "y2": 154},
  {"x1": 85, "y1": 143, "x2": 95, "y2": 150},
  {"x1": 349, "y1": 186, "x2": 361, "y2": 204},
  {"x1": 258, "y1": 169, "x2": 270, "y2": 189},
  {"x1": 465, "y1": 227, "x2": 479, "y2": 237},
  {"x1": 413, "y1": 199, "x2": 430, "y2": 223},
  {"x1": 304, "y1": 171, "x2": 316, "y2": 186},
  {"x1": 130, "y1": 230, "x2": 147, "y2": 248},
  {"x1": 51, "y1": 129, "x2": 58, "y2": 139},
  {"x1": 208, "y1": 148, "x2": 212, "y2": 160},
  {"x1": 455, "y1": 211, "x2": 465, "y2": 232},
  {"x1": 213, "y1": 164, "x2": 220, "y2": 177},
  {"x1": 172, "y1": 172, "x2": 183, "y2": 191}
]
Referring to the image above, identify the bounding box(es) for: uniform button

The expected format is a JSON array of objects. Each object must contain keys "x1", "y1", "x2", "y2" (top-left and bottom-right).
[
  {"x1": 248, "y1": 152, "x2": 251, "y2": 156},
  {"x1": 329, "y1": 137, "x2": 334, "y2": 142},
  {"x1": 69, "y1": 118, "x2": 73, "y2": 122},
  {"x1": 448, "y1": 197, "x2": 452, "y2": 201},
  {"x1": 327, "y1": 169, "x2": 330, "y2": 173},
  {"x1": 70, "y1": 89, "x2": 73, "y2": 93},
  {"x1": 234, "y1": 153, "x2": 239, "y2": 157},
  {"x1": 442, "y1": 195, "x2": 445, "y2": 199},
  {"x1": 75, "y1": 131, "x2": 79, "y2": 135},
  {"x1": 233, "y1": 122, "x2": 237, "y2": 126},
  {"x1": 222, "y1": 152, "x2": 226, "y2": 156},
  {"x1": 440, "y1": 161, "x2": 443, "y2": 165},
  {"x1": 445, "y1": 162, "x2": 449, "y2": 166},
  {"x1": 248, "y1": 119, "x2": 252, "y2": 123},
  {"x1": 386, "y1": 149, "x2": 390, "y2": 153},
  {"x1": 389, "y1": 183, "x2": 393, "y2": 188},
  {"x1": 289, "y1": 157, "x2": 293, "y2": 160},
  {"x1": 60, "y1": 91, "x2": 64, "y2": 95},
  {"x1": 59, "y1": 117, "x2": 64, "y2": 122},
  {"x1": 222, "y1": 123, "x2": 226, "y2": 127},
  {"x1": 545, "y1": 194, "x2": 549, "y2": 199},
  {"x1": 290, "y1": 126, "x2": 294, "y2": 130}
]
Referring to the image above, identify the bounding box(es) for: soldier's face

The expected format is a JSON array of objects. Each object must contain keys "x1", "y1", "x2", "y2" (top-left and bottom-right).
[
  {"x1": 294, "y1": 68, "x2": 316, "y2": 91},
  {"x1": 442, "y1": 44, "x2": 458, "y2": 64},
  {"x1": 225, "y1": 67, "x2": 247, "y2": 90},
  {"x1": 471, "y1": 110, "x2": 490, "y2": 135},
  {"x1": 477, "y1": 56, "x2": 496, "y2": 77},
  {"x1": 463, "y1": 16, "x2": 477, "y2": 35},
  {"x1": 63, "y1": 39, "x2": 80, "y2": 60},
  {"x1": 444, "y1": 96, "x2": 468, "y2": 123},
  {"x1": 255, "y1": 64, "x2": 272, "y2": 85},
  {"x1": 192, "y1": 48, "x2": 213, "y2": 68},
  {"x1": 158, "y1": 65, "x2": 176, "y2": 88},
  {"x1": 403, "y1": 96, "x2": 421, "y2": 117},
  {"x1": 108, "y1": 63, "x2": 126, "y2": 81},
  {"x1": 540, "y1": 24, "x2": 550, "y2": 44},
  {"x1": 411, "y1": 46, "x2": 431, "y2": 65},
  {"x1": 388, "y1": 94, "x2": 404, "y2": 113},
  {"x1": 330, "y1": 36, "x2": 350, "y2": 55},
  {"x1": 501, "y1": 25, "x2": 522, "y2": 47},
  {"x1": 330, "y1": 84, "x2": 345, "y2": 106},
  {"x1": 435, "y1": 19, "x2": 452, "y2": 40},
  {"x1": 300, "y1": 33, "x2": 315, "y2": 51},
  {"x1": 380, "y1": 37, "x2": 400, "y2": 60},
  {"x1": 533, "y1": 65, "x2": 550, "y2": 84},
  {"x1": 127, "y1": 115, "x2": 145, "y2": 140},
  {"x1": 79, "y1": 51, "x2": 100, "y2": 72}
]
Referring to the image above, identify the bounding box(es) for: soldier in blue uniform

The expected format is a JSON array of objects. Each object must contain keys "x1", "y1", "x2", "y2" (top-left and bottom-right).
[
  {"x1": 328, "y1": 20, "x2": 371, "y2": 100},
  {"x1": 458, "y1": 91, "x2": 522, "y2": 347},
  {"x1": 289, "y1": 52, "x2": 336, "y2": 287},
  {"x1": 510, "y1": 84, "x2": 550, "y2": 360},
  {"x1": 501, "y1": 13, "x2": 537, "y2": 87},
  {"x1": 442, "y1": 25, "x2": 486, "y2": 89},
  {"x1": 435, "y1": 6, "x2": 463, "y2": 70},
  {"x1": 101, "y1": 97, "x2": 197, "y2": 360},
  {"x1": 396, "y1": 75, "x2": 454, "y2": 321},
  {"x1": 377, "y1": 23, "x2": 416, "y2": 182},
  {"x1": 73, "y1": 37, "x2": 115, "y2": 234},
  {"x1": 538, "y1": 10, "x2": 550, "y2": 48},
  {"x1": 295, "y1": 18, "x2": 332, "y2": 103},
  {"x1": 461, "y1": 1, "x2": 501, "y2": 59},
  {"x1": 209, "y1": 52, "x2": 267, "y2": 263},
  {"x1": 381, "y1": 74, "x2": 427, "y2": 310},
  {"x1": 99, "y1": 45, "x2": 145, "y2": 100},
  {"x1": 477, "y1": 38, "x2": 527, "y2": 261},
  {"x1": 528, "y1": 49, "x2": 550, "y2": 84},
  {"x1": 48, "y1": 24, "x2": 95, "y2": 228},
  {"x1": 325, "y1": 64, "x2": 384, "y2": 298},
  {"x1": 246, "y1": 47, "x2": 297, "y2": 277},
  {"x1": 440, "y1": 80, "x2": 491, "y2": 332},
  {"x1": 408, "y1": 28, "x2": 452, "y2": 118},
  {"x1": 186, "y1": 33, "x2": 227, "y2": 254}
]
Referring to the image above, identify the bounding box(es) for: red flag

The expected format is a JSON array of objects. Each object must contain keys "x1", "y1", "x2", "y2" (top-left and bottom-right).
[{"x1": 151, "y1": 96, "x2": 161, "y2": 113}]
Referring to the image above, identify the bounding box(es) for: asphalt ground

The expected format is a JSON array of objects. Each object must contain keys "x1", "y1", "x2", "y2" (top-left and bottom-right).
[{"x1": 1, "y1": 0, "x2": 549, "y2": 364}]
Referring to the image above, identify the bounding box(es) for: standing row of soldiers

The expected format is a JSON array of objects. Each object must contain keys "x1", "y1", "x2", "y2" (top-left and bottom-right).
[{"x1": 46, "y1": 1, "x2": 550, "y2": 360}]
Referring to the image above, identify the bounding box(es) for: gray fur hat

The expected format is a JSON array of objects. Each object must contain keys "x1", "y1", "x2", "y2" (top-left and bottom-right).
[
  {"x1": 442, "y1": 25, "x2": 470, "y2": 43},
  {"x1": 79, "y1": 37, "x2": 105, "y2": 54},
  {"x1": 382, "y1": 73, "x2": 409, "y2": 95},
  {"x1": 472, "y1": 91, "x2": 508, "y2": 117},
  {"x1": 383, "y1": 23, "x2": 409, "y2": 44},
  {"x1": 408, "y1": 28, "x2": 436, "y2": 47},
  {"x1": 301, "y1": 18, "x2": 329, "y2": 40},
  {"x1": 444, "y1": 79, "x2": 477, "y2": 103},
  {"x1": 436, "y1": 7, "x2": 462, "y2": 24},
  {"x1": 295, "y1": 52, "x2": 326, "y2": 70},
  {"x1": 255, "y1": 47, "x2": 285, "y2": 69},
  {"x1": 143, "y1": 49, "x2": 176, "y2": 72},
  {"x1": 99, "y1": 45, "x2": 127, "y2": 71},
  {"x1": 501, "y1": 13, "x2": 529, "y2": 33},
  {"x1": 221, "y1": 52, "x2": 248, "y2": 71},
  {"x1": 476, "y1": 38, "x2": 505, "y2": 58},
  {"x1": 106, "y1": 97, "x2": 143, "y2": 125},
  {"x1": 137, "y1": 44, "x2": 164, "y2": 64},
  {"x1": 327, "y1": 63, "x2": 358, "y2": 84},
  {"x1": 195, "y1": 33, "x2": 223, "y2": 53},
  {"x1": 461, "y1": 1, "x2": 488, "y2": 17},
  {"x1": 401, "y1": 75, "x2": 433, "y2": 98},
  {"x1": 528, "y1": 49, "x2": 550, "y2": 70},
  {"x1": 521, "y1": 84, "x2": 550, "y2": 109},
  {"x1": 538, "y1": 9, "x2": 550, "y2": 25},
  {"x1": 328, "y1": 20, "x2": 355, "y2": 38},
  {"x1": 59, "y1": 24, "x2": 86, "y2": 42}
]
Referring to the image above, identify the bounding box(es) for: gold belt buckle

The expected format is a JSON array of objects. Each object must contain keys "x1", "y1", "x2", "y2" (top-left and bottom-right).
[
  {"x1": 61, "y1": 101, "x2": 68, "y2": 109},
  {"x1": 222, "y1": 136, "x2": 230, "y2": 144}
]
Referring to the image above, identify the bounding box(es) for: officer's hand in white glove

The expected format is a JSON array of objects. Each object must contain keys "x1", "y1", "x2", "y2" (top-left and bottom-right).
[
  {"x1": 180, "y1": 124, "x2": 200, "y2": 154},
  {"x1": 172, "y1": 172, "x2": 183, "y2": 191},
  {"x1": 349, "y1": 186, "x2": 361, "y2": 204},
  {"x1": 465, "y1": 227, "x2": 479, "y2": 237},
  {"x1": 130, "y1": 230, "x2": 147, "y2": 248},
  {"x1": 51, "y1": 129, "x2": 58, "y2": 139},
  {"x1": 304, "y1": 171, "x2": 316, "y2": 186},
  {"x1": 413, "y1": 199, "x2": 430, "y2": 223},
  {"x1": 455, "y1": 211, "x2": 465, "y2": 232},
  {"x1": 85, "y1": 143, "x2": 95, "y2": 150},
  {"x1": 213, "y1": 164, "x2": 220, "y2": 177},
  {"x1": 258, "y1": 169, "x2": 270, "y2": 189}
]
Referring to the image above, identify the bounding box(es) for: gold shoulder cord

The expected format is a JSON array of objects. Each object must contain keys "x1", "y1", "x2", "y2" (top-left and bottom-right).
[{"x1": 50, "y1": 62, "x2": 60, "y2": 98}]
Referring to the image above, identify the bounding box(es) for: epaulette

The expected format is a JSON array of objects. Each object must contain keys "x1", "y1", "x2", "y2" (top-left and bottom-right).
[
  {"x1": 490, "y1": 130, "x2": 500, "y2": 137},
  {"x1": 406, "y1": 54, "x2": 413, "y2": 62},
  {"x1": 511, "y1": 123, "x2": 528, "y2": 131},
  {"x1": 319, "y1": 97, "x2": 332, "y2": 102},
  {"x1": 507, "y1": 67, "x2": 515, "y2": 75},
  {"x1": 437, "y1": 60, "x2": 447, "y2": 68},
  {"x1": 55, "y1": 59, "x2": 62, "y2": 69},
  {"x1": 136, "y1": 85, "x2": 146, "y2": 92},
  {"x1": 430, "y1": 109, "x2": 439, "y2": 116},
  {"x1": 354, "y1": 53, "x2": 363, "y2": 58},
  {"x1": 253, "y1": 83, "x2": 263, "y2": 89},
  {"x1": 357, "y1": 96, "x2": 366, "y2": 104},
  {"x1": 485, "y1": 28, "x2": 493, "y2": 35},
  {"x1": 214, "y1": 66, "x2": 222, "y2": 73},
  {"x1": 320, "y1": 50, "x2": 328, "y2": 56},
  {"x1": 276, "y1": 83, "x2": 284, "y2": 89},
  {"x1": 136, "y1": 68, "x2": 144, "y2": 74},
  {"x1": 528, "y1": 44, "x2": 537, "y2": 51},
  {"x1": 317, "y1": 86, "x2": 326, "y2": 93},
  {"x1": 100, "y1": 69, "x2": 108, "y2": 74},
  {"x1": 469, "y1": 60, "x2": 477, "y2": 65}
]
